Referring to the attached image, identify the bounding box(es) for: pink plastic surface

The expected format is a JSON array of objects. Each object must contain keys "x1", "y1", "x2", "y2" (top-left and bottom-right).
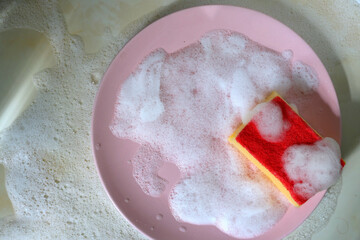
[{"x1": 92, "y1": 5, "x2": 341, "y2": 240}]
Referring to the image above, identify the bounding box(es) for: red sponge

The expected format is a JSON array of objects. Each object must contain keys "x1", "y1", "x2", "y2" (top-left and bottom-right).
[{"x1": 229, "y1": 92, "x2": 345, "y2": 206}]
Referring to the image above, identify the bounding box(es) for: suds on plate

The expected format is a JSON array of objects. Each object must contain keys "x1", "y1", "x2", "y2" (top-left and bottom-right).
[{"x1": 109, "y1": 30, "x2": 339, "y2": 238}]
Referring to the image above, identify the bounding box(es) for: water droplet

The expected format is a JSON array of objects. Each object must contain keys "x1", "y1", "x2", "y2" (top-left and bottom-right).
[
  {"x1": 179, "y1": 226, "x2": 187, "y2": 232},
  {"x1": 156, "y1": 214, "x2": 163, "y2": 220},
  {"x1": 150, "y1": 226, "x2": 155, "y2": 231},
  {"x1": 95, "y1": 143, "x2": 101, "y2": 150},
  {"x1": 124, "y1": 198, "x2": 130, "y2": 203}
]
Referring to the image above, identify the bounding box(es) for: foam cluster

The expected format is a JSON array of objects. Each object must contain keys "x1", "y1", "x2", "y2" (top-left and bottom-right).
[
  {"x1": 250, "y1": 101, "x2": 290, "y2": 142},
  {"x1": 110, "y1": 30, "x2": 323, "y2": 238},
  {"x1": 283, "y1": 138, "x2": 342, "y2": 199},
  {"x1": 132, "y1": 144, "x2": 168, "y2": 196}
]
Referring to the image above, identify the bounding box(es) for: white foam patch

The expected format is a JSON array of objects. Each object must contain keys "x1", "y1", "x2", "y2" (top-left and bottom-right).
[
  {"x1": 230, "y1": 69, "x2": 259, "y2": 117},
  {"x1": 132, "y1": 144, "x2": 168, "y2": 197},
  {"x1": 252, "y1": 101, "x2": 290, "y2": 142},
  {"x1": 282, "y1": 50, "x2": 293, "y2": 61},
  {"x1": 109, "y1": 30, "x2": 325, "y2": 238},
  {"x1": 170, "y1": 170, "x2": 287, "y2": 238},
  {"x1": 292, "y1": 61, "x2": 319, "y2": 94},
  {"x1": 118, "y1": 49, "x2": 165, "y2": 123},
  {"x1": 283, "y1": 138, "x2": 342, "y2": 199}
]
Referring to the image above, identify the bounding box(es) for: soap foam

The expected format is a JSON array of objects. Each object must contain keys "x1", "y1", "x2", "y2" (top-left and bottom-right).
[
  {"x1": 292, "y1": 61, "x2": 319, "y2": 95},
  {"x1": 120, "y1": 50, "x2": 165, "y2": 123},
  {"x1": 283, "y1": 137, "x2": 342, "y2": 199},
  {"x1": 250, "y1": 101, "x2": 290, "y2": 142},
  {"x1": 132, "y1": 144, "x2": 168, "y2": 197},
  {"x1": 110, "y1": 30, "x2": 323, "y2": 238}
]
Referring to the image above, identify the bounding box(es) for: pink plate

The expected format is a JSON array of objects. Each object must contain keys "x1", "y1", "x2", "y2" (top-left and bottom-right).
[{"x1": 92, "y1": 5, "x2": 341, "y2": 240}]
